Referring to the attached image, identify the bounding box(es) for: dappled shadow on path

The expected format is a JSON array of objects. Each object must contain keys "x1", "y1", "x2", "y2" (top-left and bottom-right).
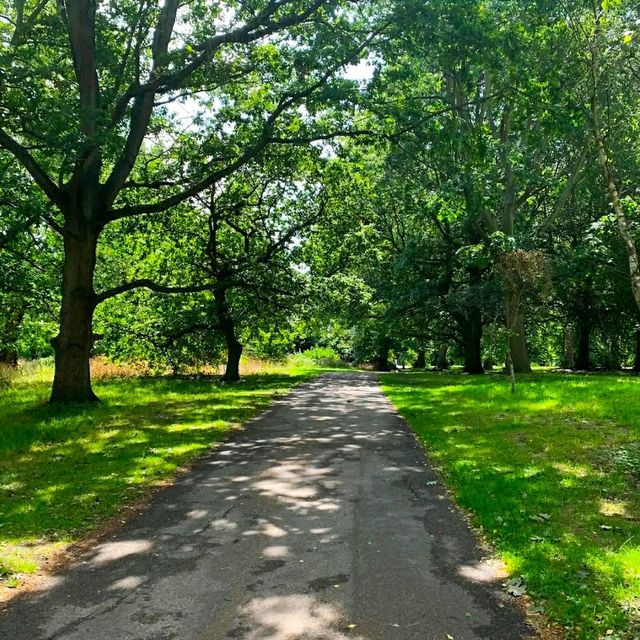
[
  {"x1": 0, "y1": 375, "x2": 303, "y2": 544},
  {"x1": 384, "y1": 371, "x2": 640, "y2": 635},
  {"x1": 1, "y1": 373, "x2": 530, "y2": 640}
]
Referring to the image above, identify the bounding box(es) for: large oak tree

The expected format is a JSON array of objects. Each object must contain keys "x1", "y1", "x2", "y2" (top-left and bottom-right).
[{"x1": 0, "y1": 0, "x2": 376, "y2": 401}]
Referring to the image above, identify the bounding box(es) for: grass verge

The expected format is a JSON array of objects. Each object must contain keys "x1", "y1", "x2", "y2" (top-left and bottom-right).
[
  {"x1": 0, "y1": 363, "x2": 317, "y2": 591},
  {"x1": 382, "y1": 371, "x2": 640, "y2": 640}
]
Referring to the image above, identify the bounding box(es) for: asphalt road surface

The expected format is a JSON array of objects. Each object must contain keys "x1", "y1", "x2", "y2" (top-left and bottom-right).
[{"x1": 0, "y1": 373, "x2": 533, "y2": 640}]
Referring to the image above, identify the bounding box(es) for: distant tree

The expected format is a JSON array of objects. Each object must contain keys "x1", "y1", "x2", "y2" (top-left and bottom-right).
[{"x1": 96, "y1": 148, "x2": 329, "y2": 380}]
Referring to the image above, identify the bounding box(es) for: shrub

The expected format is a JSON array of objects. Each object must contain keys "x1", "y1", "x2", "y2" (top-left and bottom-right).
[
  {"x1": 290, "y1": 346, "x2": 346, "y2": 368},
  {"x1": 0, "y1": 365, "x2": 15, "y2": 390}
]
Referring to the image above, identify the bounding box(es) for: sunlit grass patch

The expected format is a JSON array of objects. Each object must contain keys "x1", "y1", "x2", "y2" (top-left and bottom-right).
[
  {"x1": 0, "y1": 364, "x2": 317, "y2": 590},
  {"x1": 383, "y1": 371, "x2": 640, "y2": 639}
]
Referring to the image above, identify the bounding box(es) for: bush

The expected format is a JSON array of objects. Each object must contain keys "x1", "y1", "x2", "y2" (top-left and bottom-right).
[
  {"x1": 290, "y1": 346, "x2": 346, "y2": 368},
  {"x1": 0, "y1": 365, "x2": 14, "y2": 390}
]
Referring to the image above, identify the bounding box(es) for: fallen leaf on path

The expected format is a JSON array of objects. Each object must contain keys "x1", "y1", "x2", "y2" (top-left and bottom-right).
[{"x1": 528, "y1": 605, "x2": 545, "y2": 616}]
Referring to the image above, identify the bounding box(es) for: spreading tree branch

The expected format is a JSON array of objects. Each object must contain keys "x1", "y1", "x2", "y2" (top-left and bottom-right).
[
  {"x1": 0, "y1": 129, "x2": 65, "y2": 207},
  {"x1": 96, "y1": 279, "x2": 212, "y2": 304}
]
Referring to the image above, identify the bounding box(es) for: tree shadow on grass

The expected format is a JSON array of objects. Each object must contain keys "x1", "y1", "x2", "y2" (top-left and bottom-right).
[
  {"x1": 0, "y1": 374, "x2": 308, "y2": 545},
  {"x1": 383, "y1": 371, "x2": 640, "y2": 638}
]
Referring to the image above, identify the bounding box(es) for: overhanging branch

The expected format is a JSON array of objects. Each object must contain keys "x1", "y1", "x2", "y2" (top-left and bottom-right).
[{"x1": 96, "y1": 279, "x2": 212, "y2": 304}]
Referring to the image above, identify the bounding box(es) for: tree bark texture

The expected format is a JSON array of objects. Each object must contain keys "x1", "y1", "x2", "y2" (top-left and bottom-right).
[
  {"x1": 436, "y1": 344, "x2": 450, "y2": 370},
  {"x1": 458, "y1": 314, "x2": 484, "y2": 374},
  {"x1": 414, "y1": 349, "x2": 426, "y2": 369},
  {"x1": 50, "y1": 221, "x2": 99, "y2": 402},
  {"x1": 215, "y1": 288, "x2": 243, "y2": 382},
  {"x1": 562, "y1": 324, "x2": 575, "y2": 370}
]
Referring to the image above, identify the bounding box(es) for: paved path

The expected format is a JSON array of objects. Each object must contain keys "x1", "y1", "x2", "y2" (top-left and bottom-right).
[{"x1": 0, "y1": 373, "x2": 532, "y2": 640}]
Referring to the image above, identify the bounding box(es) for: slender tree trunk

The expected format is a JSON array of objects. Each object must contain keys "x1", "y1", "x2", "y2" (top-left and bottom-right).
[
  {"x1": 605, "y1": 334, "x2": 621, "y2": 371},
  {"x1": 414, "y1": 349, "x2": 426, "y2": 369},
  {"x1": 436, "y1": 344, "x2": 449, "y2": 370},
  {"x1": 504, "y1": 290, "x2": 531, "y2": 373},
  {"x1": 505, "y1": 336, "x2": 517, "y2": 394},
  {"x1": 591, "y1": 19, "x2": 640, "y2": 316},
  {"x1": 594, "y1": 135, "x2": 640, "y2": 313},
  {"x1": 562, "y1": 324, "x2": 575, "y2": 370},
  {"x1": 575, "y1": 315, "x2": 591, "y2": 371},
  {"x1": 50, "y1": 221, "x2": 99, "y2": 402},
  {"x1": 215, "y1": 288, "x2": 243, "y2": 382},
  {"x1": 497, "y1": 105, "x2": 530, "y2": 377},
  {"x1": 633, "y1": 330, "x2": 640, "y2": 374},
  {"x1": 459, "y1": 314, "x2": 484, "y2": 374},
  {"x1": 0, "y1": 304, "x2": 26, "y2": 367}
]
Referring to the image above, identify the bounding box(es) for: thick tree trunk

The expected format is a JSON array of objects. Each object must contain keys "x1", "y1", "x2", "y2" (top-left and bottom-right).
[
  {"x1": 435, "y1": 344, "x2": 449, "y2": 370},
  {"x1": 50, "y1": 224, "x2": 99, "y2": 402},
  {"x1": 459, "y1": 315, "x2": 484, "y2": 374},
  {"x1": 375, "y1": 338, "x2": 392, "y2": 372},
  {"x1": 215, "y1": 288, "x2": 243, "y2": 382},
  {"x1": 562, "y1": 324, "x2": 575, "y2": 370},
  {"x1": 504, "y1": 290, "x2": 531, "y2": 373},
  {"x1": 0, "y1": 348, "x2": 18, "y2": 367},
  {"x1": 414, "y1": 349, "x2": 426, "y2": 369},
  {"x1": 222, "y1": 333, "x2": 243, "y2": 382}
]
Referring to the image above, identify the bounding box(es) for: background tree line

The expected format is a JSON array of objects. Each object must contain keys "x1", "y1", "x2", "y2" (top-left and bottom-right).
[{"x1": 3, "y1": 0, "x2": 640, "y2": 400}]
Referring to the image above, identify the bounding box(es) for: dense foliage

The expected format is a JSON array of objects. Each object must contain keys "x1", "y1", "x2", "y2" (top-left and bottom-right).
[
  {"x1": 3, "y1": 0, "x2": 640, "y2": 381},
  {"x1": 5, "y1": 2, "x2": 640, "y2": 637}
]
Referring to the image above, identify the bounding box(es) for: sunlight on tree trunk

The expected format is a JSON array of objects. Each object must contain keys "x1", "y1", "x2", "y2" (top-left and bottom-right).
[{"x1": 591, "y1": 3, "x2": 640, "y2": 319}]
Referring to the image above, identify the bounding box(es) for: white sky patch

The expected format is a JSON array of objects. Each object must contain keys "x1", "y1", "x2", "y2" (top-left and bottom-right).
[
  {"x1": 169, "y1": 96, "x2": 204, "y2": 125},
  {"x1": 341, "y1": 59, "x2": 375, "y2": 82},
  {"x1": 311, "y1": 139, "x2": 338, "y2": 160}
]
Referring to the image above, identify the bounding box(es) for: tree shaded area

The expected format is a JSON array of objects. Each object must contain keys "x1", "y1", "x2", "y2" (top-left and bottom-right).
[
  {"x1": 4, "y1": 1, "x2": 640, "y2": 388},
  {"x1": 0, "y1": 363, "x2": 315, "y2": 582},
  {"x1": 384, "y1": 371, "x2": 640, "y2": 639},
  {"x1": 4, "y1": 2, "x2": 640, "y2": 634}
]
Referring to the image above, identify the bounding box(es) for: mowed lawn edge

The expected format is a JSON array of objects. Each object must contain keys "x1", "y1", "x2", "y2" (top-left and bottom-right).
[
  {"x1": 382, "y1": 371, "x2": 640, "y2": 640},
  {"x1": 0, "y1": 368, "x2": 319, "y2": 592}
]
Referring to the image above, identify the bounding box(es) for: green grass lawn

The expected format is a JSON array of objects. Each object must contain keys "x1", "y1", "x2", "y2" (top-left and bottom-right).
[
  {"x1": 0, "y1": 363, "x2": 316, "y2": 589},
  {"x1": 383, "y1": 371, "x2": 640, "y2": 640}
]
